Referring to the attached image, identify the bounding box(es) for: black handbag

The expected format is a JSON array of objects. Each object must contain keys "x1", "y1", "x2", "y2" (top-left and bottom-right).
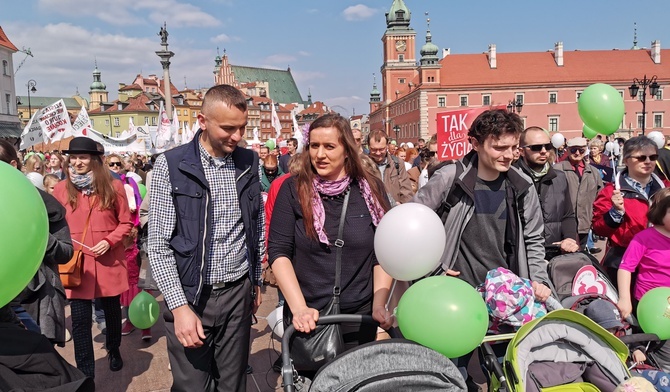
[{"x1": 288, "y1": 191, "x2": 350, "y2": 372}]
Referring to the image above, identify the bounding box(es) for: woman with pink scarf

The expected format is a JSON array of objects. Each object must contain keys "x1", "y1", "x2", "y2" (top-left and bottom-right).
[{"x1": 268, "y1": 114, "x2": 394, "y2": 351}]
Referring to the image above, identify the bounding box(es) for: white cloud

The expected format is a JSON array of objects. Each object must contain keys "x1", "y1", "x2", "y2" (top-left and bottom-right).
[
  {"x1": 298, "y1": 51, "x2": 310, "y2": 57},
  {"x1": 4, "y1": 22, "x2": 217, "y2": 100},
  {"x1": 306, "y1": 9, "x2": 318, "y2": 14},
  {"x1": 38, "y1": 0, "x2": 220, "y2": 27},
  {"x1": 292, "y1": 71, "x2": 326, "y2": 84},
  {"x1": 265, "y1": 54, "x2": 297, "y2": 64},
  {"x1": 210, "y1": 33, "x2": 241, "y2": 43},
  {"x1": 342, "y1": 4, "x2": 378, "y2": 21}
]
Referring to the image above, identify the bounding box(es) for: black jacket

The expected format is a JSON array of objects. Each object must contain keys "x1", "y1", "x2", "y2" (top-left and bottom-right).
[{"x1": 517, "y1": 160, "x2": 578, "y2": 248}]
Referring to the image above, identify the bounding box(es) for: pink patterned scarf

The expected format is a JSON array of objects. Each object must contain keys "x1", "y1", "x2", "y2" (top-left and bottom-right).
[{"x1": 312, "y1": 175, "x2": 385, "y2": 245}]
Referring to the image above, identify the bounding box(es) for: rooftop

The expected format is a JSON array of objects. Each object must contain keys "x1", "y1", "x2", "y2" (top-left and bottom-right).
[{"x1": 231, "y1": 65, "x2": 303, "y2": 104}]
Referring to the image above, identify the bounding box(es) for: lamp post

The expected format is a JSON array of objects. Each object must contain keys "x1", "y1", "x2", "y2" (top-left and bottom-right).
[
  {"x1": 629, "y1": 75, "x2": 660, "y2": 135},
  {"x1": 393, "y1": 125, "x2": 400, "y2": 143},
  {"x1": 506, "y1": 98, "x2": 523, "y2": 114},
  {"x1": 26, "y1": 79, "x2": 37, "y2": 119}
]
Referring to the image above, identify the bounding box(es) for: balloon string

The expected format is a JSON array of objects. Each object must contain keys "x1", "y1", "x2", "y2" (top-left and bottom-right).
[{"x1": 385, "y1": 279, "x2": 397, "y2": 310}]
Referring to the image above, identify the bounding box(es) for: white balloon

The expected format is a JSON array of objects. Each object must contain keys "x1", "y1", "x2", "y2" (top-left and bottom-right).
[
  {"x1": 267, "y1": 305, "x2": 284, "y2": 338},
  {"x1": 605, "y1": 141, "x2": 615, "y2": 152},
  {"x1": 374, "y1": 203, "x2": 446, "y2": 281},
  {"x1": 551, "y1": 133, "x2": 565, "y2": 149},
  {"x1": 647, "y1": 131, "x2": 665, "y2": 149}
]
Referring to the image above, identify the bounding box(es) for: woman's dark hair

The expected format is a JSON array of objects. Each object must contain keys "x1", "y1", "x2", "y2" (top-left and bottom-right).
[
  {"x1": 295, "y1": 113, "x2": 391, "y2": 240},
  {"x1": 468, "y1": 109, "x2": 523, "y2": 144},
  {"x1": 623, "y1": 136, "x2": 658, "y2": 160},
  {"x1": 647, "y1": 188, "x2": 670, "y2": 226},
  {"x1": 0, "y1": 139, "x2": 21, "y2": 169}
]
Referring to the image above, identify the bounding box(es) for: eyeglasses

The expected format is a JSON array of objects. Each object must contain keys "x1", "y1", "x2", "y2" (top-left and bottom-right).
[
  {"x1": 523, "y1": 143, "x2": 554, "y2": 152},
  {"x1": 569, "y1": 147, "x2": 586, "y2": 154},
  {"x1": 108, "y1": 162, "x2": 122, "y2": 167},
  {"x1": 629, "y1": 154, "x2": 659, "y2": 162}
]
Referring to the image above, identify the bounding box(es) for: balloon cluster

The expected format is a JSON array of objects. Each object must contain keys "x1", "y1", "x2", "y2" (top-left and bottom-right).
[
  {"x1": 374, "y1": 203, "x2": 488, "y2": 358},
  {"x1": 578, "y1": 83, "x2": 625, "y2": 137}
]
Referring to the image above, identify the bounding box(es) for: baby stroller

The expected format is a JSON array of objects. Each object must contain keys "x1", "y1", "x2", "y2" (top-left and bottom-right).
[
  {"x1": 485, "y1": 309, "x2": 631, "y2": 391},
  {"x1": 281, "y1": 314, "x2": 467, "y2": 391}
]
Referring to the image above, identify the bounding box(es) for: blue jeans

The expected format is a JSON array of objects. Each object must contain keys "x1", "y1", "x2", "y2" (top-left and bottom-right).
[{"x1": 587, "y1": 230, "x2": 595, "y2": 250}]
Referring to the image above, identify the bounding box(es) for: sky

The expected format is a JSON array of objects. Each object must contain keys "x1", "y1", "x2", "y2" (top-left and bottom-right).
[{"x1": 3, "y1": 0, "x2": 670, "y2": 117}]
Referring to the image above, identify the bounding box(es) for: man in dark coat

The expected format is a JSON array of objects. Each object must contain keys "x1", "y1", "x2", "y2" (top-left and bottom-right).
[{"x1": 517, "y1": 127, "x2": 579, "y2": 260}]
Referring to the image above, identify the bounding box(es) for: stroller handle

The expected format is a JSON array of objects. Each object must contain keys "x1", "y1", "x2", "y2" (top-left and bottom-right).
[
  {"x1": 281, "y1": 314, "x2": 379, "y2": 392},
  {"x1": 619, "y1": 333, "x2": 661, "y2": 345}
]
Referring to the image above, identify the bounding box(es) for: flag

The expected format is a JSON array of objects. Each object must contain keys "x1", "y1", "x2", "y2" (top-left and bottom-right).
[
  {"x1": 292, "y1": 109, "x2": 304, "y2": 153},
  {"x1": 71, "y1": 106, "x2": 93, "y2": 137},
  {"x1": 171, "y1": 109, "x2": 180, "y2": 146},
  {"x1": 155, "y1": 101, "x2": 172, "y2": 149},
  {"x1": 271, "y1": 101, "x2": 282, "y2": 138},
  {"x1": 39, "y1": 99, "x2": 74, "y2": 143},
  {"x1": 20, "y1": 110, "x2": 44, "y2": 150}
]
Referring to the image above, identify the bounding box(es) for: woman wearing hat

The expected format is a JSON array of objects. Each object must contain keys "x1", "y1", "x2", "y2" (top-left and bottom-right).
[{"x1": 52, "y1": 137, "x2": 133, "y2": 378}]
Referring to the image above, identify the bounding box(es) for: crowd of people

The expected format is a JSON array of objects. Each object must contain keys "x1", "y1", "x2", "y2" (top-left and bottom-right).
[{"x1": 2, "y1": 85, "x2": 670, "y2": 391}]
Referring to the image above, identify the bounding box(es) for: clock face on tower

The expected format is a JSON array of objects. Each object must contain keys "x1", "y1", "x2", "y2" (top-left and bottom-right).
[{"x1": 395, "y1": 40, "x2": 406, "y2": 53}]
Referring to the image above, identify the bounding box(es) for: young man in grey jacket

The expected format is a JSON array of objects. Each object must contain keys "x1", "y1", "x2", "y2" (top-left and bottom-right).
[{"x1": 412, "y1": 109, "x2": 552, "y2": 300}]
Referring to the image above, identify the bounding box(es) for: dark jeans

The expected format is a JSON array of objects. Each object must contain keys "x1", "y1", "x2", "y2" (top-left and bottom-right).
[
  {"x1": 70, "y1": 296, "x2": 122, "y2": 378},
  {"x1": 164, "y1": 279, "x2": 253, "y2": 392}
]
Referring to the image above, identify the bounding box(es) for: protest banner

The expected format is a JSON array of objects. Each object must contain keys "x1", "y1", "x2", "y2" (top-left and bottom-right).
[{"x1": 436, "y1": 106, "x2": 505, "y2": 161}]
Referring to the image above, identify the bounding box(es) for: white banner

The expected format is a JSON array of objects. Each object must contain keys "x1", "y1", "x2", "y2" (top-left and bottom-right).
[
  {"x1": 39, "y1": 99, "x2": 74, "y2": 142},
  {"x1": 155, "y1": 101, "x2": 172, "y2": 149},
  {"x1": 19, "y1": 110, "x2": 44, "y2": 150},
  {"x1": 71, "y1": 106, "x2": 93, "y2": 137},
  {"x1": 86, "y1": 128, "x2": 142, "y2": 153},
  {"x1": 271, "y1": 101, "x2": 282, "y2": 138}
]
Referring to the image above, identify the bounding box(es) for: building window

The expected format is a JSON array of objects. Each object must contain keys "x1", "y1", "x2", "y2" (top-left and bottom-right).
[
  {"x1": 618, "y1": 90, "x2": 625, "y2": 98},
  {"x1": 184, "y1": 109, "x2": 189, "y2": 116},
  {"x1": 152, "y1": 117, "x2": 157, "y2": 126},
  {"x1": 654, "y1": 113, "x2": 663, "y2": 128},
  {"x1": 656, "y1": 89, "x2": 663, "y2": 100},
  {"x1": 515, "y1": 94, "x2": 524, "y2": 105},
  {"x1": 459, "y1": 95, "x2": 468, "y2": 107},
  {"x1": 113, "y1": 117, "x2": 120, "y2": 127},
  {"x1": 398, "y1": 54, "x2": 404, "y2": 62},
  {"x1": 637, "y1": 114, "x2": 645, "y2": 129},
  {"x1": 5, "y1": 94, "x2": 10, "y2": 115},
  {"x1": 576, "y1": 91, "x2": 583, "y2": 101},
  {"x1": 548, "y1": 117, "x2": 559, "y2": 132},
  {"x1": 638, "y1": 90, "x2": 645, "y2": 101},
  {"x1": 2, "y1": 60, "x2": 7, "y2": 76},
  {"x1": 176, "y1": 109, "x2": 181, "y2": 115},
  {"x1": 549, "y1": 92, "x2": 557, "y2": 104},
  {"x1": 91, "y1": 119, "x2": 94, "y2": 126},
  {"x1": 399, "y1": 78, "x2": 406, "y2": 84},
  {"x1": 482, "y1": 94, "x2": 491, "y2": 106},
  {"x1": 192, "y1": 111, "x2": 197, "y2": 118},
  {"x1": 438, "y1": 96, "x2": 446, "y2": 107},
  {"x1": 144, "y1": 117, "x2": 149, "y2": 124},
  {"x1": 115, "y1": 132, "x2": 121, "y2": 138},
  {"x1": 105, "y1": 119, "x2": 110, "y2": 126},
  {"x1": 184, "y1": 121, "x2": 189, "y2": 129}
]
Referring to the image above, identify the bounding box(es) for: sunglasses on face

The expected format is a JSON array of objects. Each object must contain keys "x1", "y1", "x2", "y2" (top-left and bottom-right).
[
  {"x1": 629, "y1": 154, "x2": 659, "y2": 162},
  {"x1": 523, "y1": 143, "x2": 554, "y2": 152},
  {"x1": 108, "y1": 162, "x2": 122, "y2": 167},
  {"x1": 569, "y1": 147, "x2": 586, "y2": 154}
]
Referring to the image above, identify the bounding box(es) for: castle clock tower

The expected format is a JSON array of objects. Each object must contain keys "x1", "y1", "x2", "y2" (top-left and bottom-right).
[{"x1": 381, "y1": 0, "x2": 417, "y2": 105}]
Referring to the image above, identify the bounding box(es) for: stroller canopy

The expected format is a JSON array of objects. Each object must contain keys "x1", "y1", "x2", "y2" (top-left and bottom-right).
[
  {"x1": 506, "y1": 310, "x2": 630, "y2": 391},
  {"x1": 308, "y1": 339, "x2": 466, "y2": 392}
]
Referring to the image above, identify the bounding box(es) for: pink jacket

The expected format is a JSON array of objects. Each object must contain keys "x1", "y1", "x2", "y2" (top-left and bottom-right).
[{"x1": 53, "y1": 180, "x2": 133, "y2": 299}]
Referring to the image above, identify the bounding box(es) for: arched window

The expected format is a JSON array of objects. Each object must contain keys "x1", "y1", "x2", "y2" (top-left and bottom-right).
[{"x1": 2, "y1": 60, "x2": 8, "y2": 76}]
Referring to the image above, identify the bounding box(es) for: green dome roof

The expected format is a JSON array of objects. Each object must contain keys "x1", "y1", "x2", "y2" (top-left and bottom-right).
[
  {"x1": 420, "y1": 41, "x2": 439, "y2": 57},
  {"x1": 386, "y1": 0, "x2": 411, "y2": 28},
  {"x1": 90, "y1": 66, "x2": 106, "y2": 91}
]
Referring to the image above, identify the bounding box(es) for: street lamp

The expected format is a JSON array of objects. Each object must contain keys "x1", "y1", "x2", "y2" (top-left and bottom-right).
[
  {"x1": 393, "y1": 125, "x2": 400, "y2": 142},
  {"x1": 26, "y1": 79, "x2": 37, "y2": 119},
  {"x1": 507, "y1": 98, "x2": 523, "y2": 114},
  {"x1": 629, "y1": 74, "x2": 660, "y2": 135}
]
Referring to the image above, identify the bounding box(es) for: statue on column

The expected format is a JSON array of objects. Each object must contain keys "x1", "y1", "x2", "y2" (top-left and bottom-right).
[{"x1": 158, "y1": 23, "x2": 168, "y2": 46}]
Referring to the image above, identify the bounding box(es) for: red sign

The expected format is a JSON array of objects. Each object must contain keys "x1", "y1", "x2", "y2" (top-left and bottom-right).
[{"x1": 436, "y1": 106, "x2": 504, "y2": 161}]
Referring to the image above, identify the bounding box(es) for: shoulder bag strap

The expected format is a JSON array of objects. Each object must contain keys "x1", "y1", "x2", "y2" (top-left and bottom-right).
[
  {"x1": 77, "y1": 207, "x2": 94, "y2": 252},
  {"x1": 332, "y1": 190, "x2": 350, "y2": 297}
]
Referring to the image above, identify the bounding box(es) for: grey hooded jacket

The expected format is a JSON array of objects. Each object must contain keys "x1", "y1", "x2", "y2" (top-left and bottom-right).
[{"x1": 411, "y1": 152, "x2": 550, "y2": 286}]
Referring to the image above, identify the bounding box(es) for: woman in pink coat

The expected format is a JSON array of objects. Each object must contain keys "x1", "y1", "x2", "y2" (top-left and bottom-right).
[{"x1": 52, "y1": 137, "x2": 132, "y2": 379}]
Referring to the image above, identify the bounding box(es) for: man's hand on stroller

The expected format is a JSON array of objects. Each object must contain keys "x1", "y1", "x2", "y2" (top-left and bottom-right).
[
  {"x1": 292, "y1": 307, "x2": 319, "y2": 333},
  {"x1": 553, "y1": 238, "x2": 580, "y2": 253},
  {"x1": 372, "y1": 305, "x2": 393, "y2": 330},
  {"x1": 532, "y1": 281, "x2": 551, "y2": 302}
]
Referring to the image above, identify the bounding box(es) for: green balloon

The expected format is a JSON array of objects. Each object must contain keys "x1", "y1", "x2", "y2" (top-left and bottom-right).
[
  {"x1": 636, "y1": 287, "x2": 670, "y2": 340},
  {"x1": 583, "y1": 124, "x2": 598, "y2": 139},
  {"x1": 137, "y1": 183, "x2": 147, "y2": 199},
  {"x1": 0, "y1": 162, "x2": 48, "y2": 308},
  {"x1": 265, "y1": 139, "x2": 276, "y2": 150},
  {"x1": 396, "y1": 276, "x2": 488, "y2": 358},
  {"x1": 578, "y1": 83, "x2": 625, "y2": 136},
  {"x1": 128, "y1": 291, "x2": 160, "y2": 329}
]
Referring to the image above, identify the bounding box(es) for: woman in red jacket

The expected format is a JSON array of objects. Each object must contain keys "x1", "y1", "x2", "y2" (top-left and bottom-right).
[
  {"x1": 52, "y1": 137, "x2": 132, "y2": 379},
  {"x1": 592, "y1": 136, "x2": 668, "y2": 287}
]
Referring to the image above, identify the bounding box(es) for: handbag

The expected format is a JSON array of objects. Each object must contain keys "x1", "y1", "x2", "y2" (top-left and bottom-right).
[
  {"x1": 59, "y1": 208, "x2": 92, "y2": 289},
  {"x1": 288, "y1": 190, "x2": 350, "y2": 372}
]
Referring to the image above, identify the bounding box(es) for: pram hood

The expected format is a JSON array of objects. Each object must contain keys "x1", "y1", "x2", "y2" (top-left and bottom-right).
[
  {"x1": 308, "y1": 339, "x2": 466, "y2": 392},
  {"x1": 505, "y1": 309, "x2": 630, "y2": 389}
]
